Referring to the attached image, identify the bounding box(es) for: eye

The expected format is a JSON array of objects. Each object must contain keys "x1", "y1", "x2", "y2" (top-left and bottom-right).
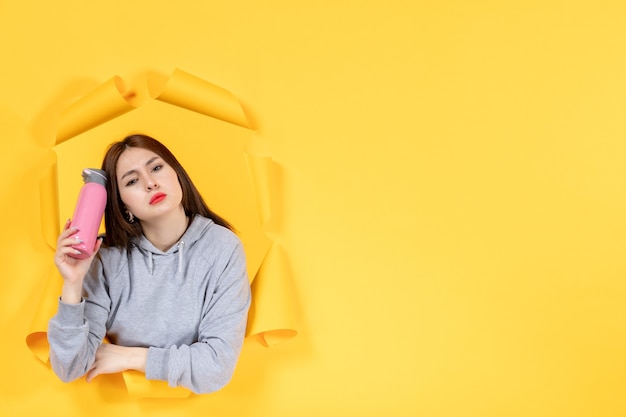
[
  {"x1": 125, "y1": 178, "x2": 138, "y2": 187},
  {"x1": 152, "y1": 164, "x2": 163, "y2": 172}
]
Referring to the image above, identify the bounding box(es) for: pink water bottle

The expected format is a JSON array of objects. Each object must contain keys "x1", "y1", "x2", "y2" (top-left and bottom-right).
[{"x1": 69, "y1": 168, "x2": 107, "y2": 259}]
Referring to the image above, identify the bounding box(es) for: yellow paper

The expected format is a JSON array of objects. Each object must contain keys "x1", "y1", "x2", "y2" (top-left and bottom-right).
[
  {"x1": 25, "y1": 267, "x2": 62, "y2": 364},
  {"x1": 245, "y1": 151, "x2": 273, "y2": 228},
  {"x1": 56, "y1": 76, "x2": 138, "y2": 144},
  {"x1": 247, "y1": 242, "x2": 298, "y2": 346},
  {"x1": 244, "y1": 141, "x2": 298, "y2": 345},
  {"x1": 122, "y1": 371, "x2": 191, "y2": 399},
  {"x1": 39, "y1": 159, "x2": 60, "y2": 250},
  {"x1": 148, "y1": 68, "x2": 250, "y2": 129}
]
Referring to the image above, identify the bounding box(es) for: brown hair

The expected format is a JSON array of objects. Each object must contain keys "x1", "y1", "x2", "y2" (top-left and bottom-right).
[{"x1": 101, "y1": 134, "x2": 233, "y2": 248}]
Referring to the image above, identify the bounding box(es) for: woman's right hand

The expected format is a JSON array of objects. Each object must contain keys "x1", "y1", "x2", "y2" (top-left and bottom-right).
[{"x1": 54, "y1": 219, "x2": 102, "y2": 303}]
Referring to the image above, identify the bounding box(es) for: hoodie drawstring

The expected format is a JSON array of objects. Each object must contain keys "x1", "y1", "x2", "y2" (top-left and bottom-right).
[
  {"x1": 148, "y1": 251, "x2": 154, "y2": 275},
  {"x1": 177, "y1": 240, "x2": 185, "y2": 278}
]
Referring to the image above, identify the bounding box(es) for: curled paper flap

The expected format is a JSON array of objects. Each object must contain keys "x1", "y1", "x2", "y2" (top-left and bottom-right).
[
  {"x1": 246, "y1": 242, "x2": 298, "y2": 347},
  {"x1": 56, "y1": 76, "x2": 137, "y2": 144},
  {"x1": 245, "y1": 151, "x2": 273, "y2": 228},
  {"x1": 26, "y1": 267, "x2": 63, "y2": 364},
  {"x1": 27, "y1": 154, "x2": 62, "y2": 363},
  {"x1": 122, "y1": 371, "x2": 191, "y2": 399},
  {"x1": 39, "y1": 160, "x2": 60, "y2": 250},
  {"x1": 149, "y1": 68, "x2": 249, "y2": 129}
]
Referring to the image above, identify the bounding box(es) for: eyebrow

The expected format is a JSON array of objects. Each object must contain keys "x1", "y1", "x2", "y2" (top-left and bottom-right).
[{"x1": 120, "y1": 156, "x2": 161, "y2": 180}]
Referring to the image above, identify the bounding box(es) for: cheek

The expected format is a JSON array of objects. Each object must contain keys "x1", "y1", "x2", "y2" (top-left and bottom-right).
[{"x1": 118, "y1": 188, "x2": 137, "y2": 208}]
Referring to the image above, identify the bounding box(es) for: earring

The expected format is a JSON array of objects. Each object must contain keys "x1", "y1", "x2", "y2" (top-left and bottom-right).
[{"x1": 125, "y1": 210, "x2": 135, "y2": 223}]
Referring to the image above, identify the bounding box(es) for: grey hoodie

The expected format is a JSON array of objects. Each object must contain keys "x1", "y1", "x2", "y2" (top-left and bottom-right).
[{"x1": 47, "y1": 215, "x2": 251, "y2": 394}]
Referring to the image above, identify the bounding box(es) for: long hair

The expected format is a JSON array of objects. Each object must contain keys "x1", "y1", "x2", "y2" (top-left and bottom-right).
[{"x1": 101, "y1": 134, "x2": 233, "y2": 248}]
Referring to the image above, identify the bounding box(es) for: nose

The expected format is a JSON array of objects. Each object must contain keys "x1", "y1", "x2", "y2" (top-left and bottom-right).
[{"x1": 146, "y1": 178, "x2": 158, "y2": 190}]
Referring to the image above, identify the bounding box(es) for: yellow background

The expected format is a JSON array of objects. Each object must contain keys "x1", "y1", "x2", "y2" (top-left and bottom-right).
[{"x1": 2, "y1": 1, "x2": 626, "y2": 416}]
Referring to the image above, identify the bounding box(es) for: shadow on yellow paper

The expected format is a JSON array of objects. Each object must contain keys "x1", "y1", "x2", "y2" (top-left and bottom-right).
[{"x1": 25, "y1": 68, "x2": 299, "y2": 398}]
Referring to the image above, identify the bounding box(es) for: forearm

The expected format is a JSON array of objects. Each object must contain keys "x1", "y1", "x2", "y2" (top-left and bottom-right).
[
  {"x1": 145, "y1": 341, "x2": 241, "y2": 394},
  {"x1": 48, "y1": 300, "x2": 100, "y2": 382},
  {"x1": 127, "y1": 346, "x2": 148, "y2": 372},
  {"x1": 86, "y1": 344, "x2": 148, "y2": 382}
]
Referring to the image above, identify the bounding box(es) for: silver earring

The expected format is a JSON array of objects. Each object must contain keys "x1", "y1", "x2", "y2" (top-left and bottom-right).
[{"x1": 125, "y1": 210, "x2": 135, "y2": 223}]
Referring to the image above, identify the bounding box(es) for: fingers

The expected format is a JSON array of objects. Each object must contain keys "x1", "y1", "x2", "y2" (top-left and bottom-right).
[
  {"x1": 58, "y1": 234, "x2": 83, "y2": 248},
  {"x1": 55, "y1": 219, "x2": 84, "y2": 257},
  {"x1": 79, "y1": 237, "x2": 104, "y2": 264},
  {"x1": 55, "y1": 244, "x2": 83, "y2": 259},
  {"x1": 86, "y1": 344, "x2": 122, "y2": 382},
  {"x1": 86, "y1": 364, "x2": 99, "y2": 382},
  {"x1": 55, "y1": 233, "x2": 84, "y2": 259},
  {"x1": 93, "y1": 236, "x2": 104, "y2": 254},
  {"x1": 59, "y1": 219, "x2": 78, "y2": 238},
  {"x1": 86, "y1": 345, "x2": 103, "y2": 382},
  {"x1": 56, "y1": 226, "x2": 80, "y2": 251}
]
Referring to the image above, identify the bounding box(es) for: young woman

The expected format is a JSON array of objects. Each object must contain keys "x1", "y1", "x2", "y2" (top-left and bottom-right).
[{"x1": 48, "y1": 134, "x2": 251, "y2": 394}]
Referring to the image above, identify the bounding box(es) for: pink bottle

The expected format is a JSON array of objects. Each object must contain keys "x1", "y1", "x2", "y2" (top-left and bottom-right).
[{"x1": 69, "y1": 168, "x2": 107, "y2": 259}]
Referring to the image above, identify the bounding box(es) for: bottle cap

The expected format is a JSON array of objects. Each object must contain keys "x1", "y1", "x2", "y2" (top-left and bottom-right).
[{"x1": 82, "y1": 168, "x2": 107, "y2": 186}]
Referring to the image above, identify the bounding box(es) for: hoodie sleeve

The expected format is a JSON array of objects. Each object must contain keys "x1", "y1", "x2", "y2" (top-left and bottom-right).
[
  {"x1": 47, "y1": 255, "x2": 110, "y2": 382},
  {"x1": 144, "y1": 238, "x2": 251, "y2": 394}
]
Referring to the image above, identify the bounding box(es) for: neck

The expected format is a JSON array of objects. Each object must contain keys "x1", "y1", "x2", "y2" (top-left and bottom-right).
[{"x1": 140, "y1": 207, "x2": 189, "y2": 252}]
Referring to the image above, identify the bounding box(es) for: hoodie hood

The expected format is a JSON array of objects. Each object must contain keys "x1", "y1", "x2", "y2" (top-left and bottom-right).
[{"x1": 132, "y1": 215, "x2": 214, "y2": 277}]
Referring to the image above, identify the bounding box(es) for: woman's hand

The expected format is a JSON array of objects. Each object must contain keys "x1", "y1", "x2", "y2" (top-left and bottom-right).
[
  {"x1": 54, "y1": 219, "x2": 102, "y2": 303},
  {"x1": 86, "y1": 344, "x2": 148, "y2": 382}
]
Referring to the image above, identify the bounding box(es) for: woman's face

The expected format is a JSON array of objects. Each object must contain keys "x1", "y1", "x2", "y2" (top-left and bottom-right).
[{"x1": 116, "y1": 147, "x2": 183, "y2": 223}]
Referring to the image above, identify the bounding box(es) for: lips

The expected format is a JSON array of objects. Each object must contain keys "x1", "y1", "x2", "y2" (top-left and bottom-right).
[{"x1": 150, "y1": 193, "x2": 166, "y2": 205}]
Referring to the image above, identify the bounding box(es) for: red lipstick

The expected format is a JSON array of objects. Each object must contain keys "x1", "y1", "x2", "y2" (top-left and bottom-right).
[{"x1": 150, "y1": 193, "x2": 166, "y2": 205}]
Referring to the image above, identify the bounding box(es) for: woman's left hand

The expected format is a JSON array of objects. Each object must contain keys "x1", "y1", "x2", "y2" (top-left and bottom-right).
[{"x1": 86, "y1": 343, "x2": 148, "y2": 382}]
